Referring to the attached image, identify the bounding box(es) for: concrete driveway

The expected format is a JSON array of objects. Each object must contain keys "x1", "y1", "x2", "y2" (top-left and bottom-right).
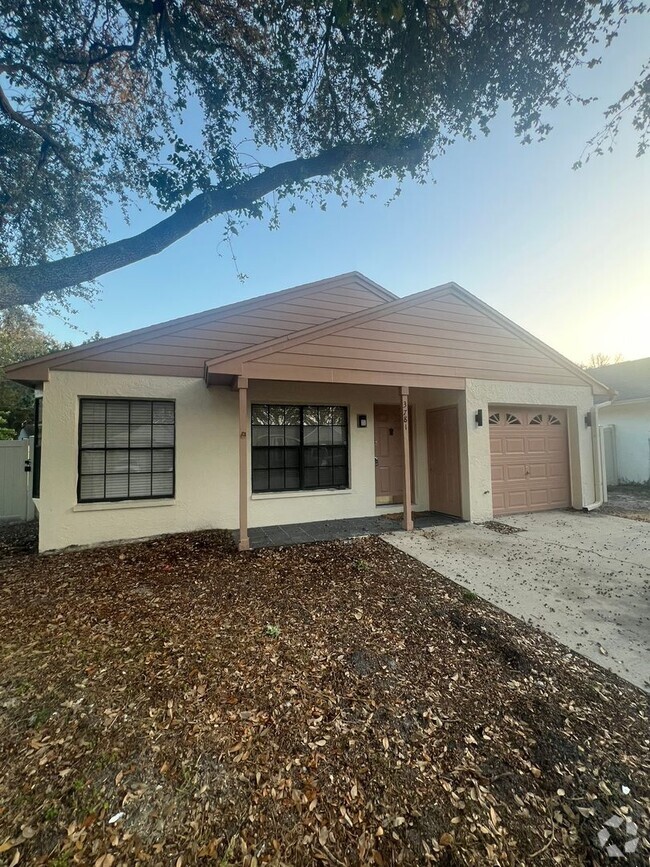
[{"x1": 384, "y1": 511, "x2": 650, "y2": 691}]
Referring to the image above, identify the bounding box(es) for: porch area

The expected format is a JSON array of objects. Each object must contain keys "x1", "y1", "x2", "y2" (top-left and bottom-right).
[
  {"x1": 211, "y1": 375, "x2": 471, "y2": 553},
  {"x1": 239, "y1": 510, "x2": 460, "y2": 549}
]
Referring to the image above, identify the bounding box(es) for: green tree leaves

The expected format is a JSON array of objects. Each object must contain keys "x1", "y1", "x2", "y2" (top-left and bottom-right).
[{"x1": 0, "y1": 0, "x2": 646, "y2": 308}]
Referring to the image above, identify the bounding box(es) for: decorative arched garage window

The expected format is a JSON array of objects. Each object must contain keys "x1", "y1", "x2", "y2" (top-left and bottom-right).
[
  {"x1": 489, "y1": 411, "x2": 524, "y2": 426},
  {"x1": 529, "y1": 412, "x2": 563, "y2": 425}
]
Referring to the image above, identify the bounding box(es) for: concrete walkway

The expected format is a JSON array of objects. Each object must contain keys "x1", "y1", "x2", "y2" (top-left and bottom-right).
[{"x1": 384, "y1": 510, "x2": 650, "y2": 691}]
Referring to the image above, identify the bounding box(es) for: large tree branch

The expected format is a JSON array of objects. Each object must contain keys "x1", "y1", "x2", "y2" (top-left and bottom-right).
[
  {"x1": 0, "y1": 137, "x2": 425, "y2": 309},
  {"x1": 0, "y1": 83, "x2": 77, "y2": 172}
]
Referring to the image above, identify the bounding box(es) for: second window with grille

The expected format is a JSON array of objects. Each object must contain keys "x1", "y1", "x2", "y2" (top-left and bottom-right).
[{"x1": 251, "y1": 405, "x2": 349, "y2": 493}]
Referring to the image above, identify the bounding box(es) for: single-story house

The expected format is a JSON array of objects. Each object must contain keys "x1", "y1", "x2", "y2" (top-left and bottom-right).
[
  {"x1": 591, "y1": 357, "x2": 650, "y2": 486},
  {"x1": 6, "y1": 272, "x2": 612, "y2": 553}
]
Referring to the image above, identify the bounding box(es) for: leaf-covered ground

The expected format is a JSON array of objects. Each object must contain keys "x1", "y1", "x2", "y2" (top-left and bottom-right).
[{"x1": 0, "y1": 524, "x2": 648, "y2": 866}]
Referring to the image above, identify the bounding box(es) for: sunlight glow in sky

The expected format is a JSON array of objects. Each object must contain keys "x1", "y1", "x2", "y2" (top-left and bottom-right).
[{"x1": 41, "y1": 17, "x2": 650, "y2": 367}]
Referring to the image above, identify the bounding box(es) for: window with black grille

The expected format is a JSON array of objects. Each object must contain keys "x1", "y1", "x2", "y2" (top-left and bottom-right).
[
  {"x1": 251, "y1": 405, "x2": 348, "y2": 493},
  {"x1": 78, "y1": 399, "x2": 175, "y2": 502},
  {"x1": 33, "y1": 396, "x2": 42, "y2": 498}
]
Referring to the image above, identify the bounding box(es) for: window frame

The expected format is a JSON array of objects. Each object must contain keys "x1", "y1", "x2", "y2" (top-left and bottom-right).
[
  {"x1": 77, "y1": 398, "x2": 176, "y2": 503},
  {"x1": 251, "y1": 403, "x2": 350, "y2": 494},
  {"x1": 32, "y1": 396, "x2": 42, "y2": 499}
]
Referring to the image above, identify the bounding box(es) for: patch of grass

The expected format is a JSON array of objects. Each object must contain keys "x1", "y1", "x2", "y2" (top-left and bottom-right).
[
  {"x1": 219, "y1": 836, "x2": 238, "y2": 866},
  {"x1": 44, "y1": 805, "x2": 59, "y2": 822},
  {"x1": 29, "y1": 706, "x2": 52, "y2": 727},
  {"x1": 90, "y1": 750, "x2": 115, "y2": 772},
  {"x1": 462, "y1": 589, "x2": 478, "y2": 602},
  {"x1": 264, "y1": 623, "x2": 280, "y2": 639},
  {"x1": 12, "y1": 679, "x2": 32, "y2": 696},
  {"x1": 49, "y1": 854, "x2": 72, "y2": 867}
]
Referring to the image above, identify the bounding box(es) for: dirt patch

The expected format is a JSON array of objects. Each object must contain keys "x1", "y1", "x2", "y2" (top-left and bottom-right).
[
  {"x1": 601, "y1": 484, "x2": 650, "y2": 523},
  {"x1": 482, "y1": 520, "x2": 525, "y2": 535},
  {"x1": 381, "y1": 510, "x2": 435, "y2": 522},
  {"x1": 0, "y1": 530, "x2": 648, "y2": 865},
  {"x1": 347, "y1": 648, "x2": 398, "y2": 676}
]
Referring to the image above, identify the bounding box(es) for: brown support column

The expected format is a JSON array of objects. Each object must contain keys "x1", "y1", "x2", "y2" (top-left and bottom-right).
[
  {"x1": 237, "y1": 376, "x2": 250, "y2": 551},
  {"x1": 400, "y1": 385, "x2": 414, "y2": 531}
]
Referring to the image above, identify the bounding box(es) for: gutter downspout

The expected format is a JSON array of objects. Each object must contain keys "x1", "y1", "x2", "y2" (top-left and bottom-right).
[{"x1": 583, "y1": 400, "x2": 612, "y2": 511}]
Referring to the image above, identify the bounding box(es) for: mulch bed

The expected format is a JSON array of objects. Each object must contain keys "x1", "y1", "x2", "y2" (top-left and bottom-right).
[{"x1": 0, "y1": 526, "x2": 648, "y2": 866}]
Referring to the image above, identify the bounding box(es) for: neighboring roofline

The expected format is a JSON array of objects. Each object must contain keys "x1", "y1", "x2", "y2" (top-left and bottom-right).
[
  {"x1": 601, "y1": 395, "x2": 650, "y2": 407},
  {"x1": 588, "y1": 357, "x2": 650, "y2": 373},
  {"x1": 205, "y1": 281, "x2": 613, "y2": 396},
  {"x1": 5, "y1": 272, "x2": 395, "y2": 384},
  {"x1": 586, "y1": 359, "x2": 650, "y2": 403}
]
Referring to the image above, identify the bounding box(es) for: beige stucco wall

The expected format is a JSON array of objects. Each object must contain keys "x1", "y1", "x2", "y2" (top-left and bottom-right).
[
  {"x1": 38, "y1": 370, "x2": 596, "y2": 552},
  {"x1": 38, "y1": 372, "x2": 232, "y2": 552},
  {"x1": 464, "y1": 379, "x2": 598, "y2": 522},
  {"x1": 38, "y1": 372, "x2": 467, "y2": 552}
]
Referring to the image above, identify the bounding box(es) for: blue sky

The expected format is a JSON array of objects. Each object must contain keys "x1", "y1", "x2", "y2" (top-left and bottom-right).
[{"x1": 42, "y1": 16, "x2": 650, "y2": 366}]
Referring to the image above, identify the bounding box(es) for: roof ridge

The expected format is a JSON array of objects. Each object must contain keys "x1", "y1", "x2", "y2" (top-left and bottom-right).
[
  {"x1": 203, "y1": 283, "x2": 457, "y2": 373},
  {"x1": 205, "y1": 281, "x2": 613, "y2": 396}
]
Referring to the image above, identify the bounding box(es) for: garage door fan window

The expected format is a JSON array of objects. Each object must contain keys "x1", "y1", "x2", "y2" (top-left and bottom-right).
[{"x1": 78, "y1": 399, "x2": 175, "y2": 502}]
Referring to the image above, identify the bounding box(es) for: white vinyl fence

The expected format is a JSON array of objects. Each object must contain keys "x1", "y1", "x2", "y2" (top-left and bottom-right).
[
  {"x1": 601, "y1": 425, "x2": 618, "y2": 488},
  {"x1": 0, "y1": 438, "x2": 35, "y2": 521}
]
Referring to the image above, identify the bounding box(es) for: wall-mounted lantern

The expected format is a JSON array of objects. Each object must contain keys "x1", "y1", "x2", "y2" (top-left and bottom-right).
[
  {"x1": 357, "y1": 414, "x2": 368, "y2": 428},
  {"x1": 584, "y1": 411, "x2": 592, "y2": 428},
  {"x1": 475, "y1": 409, "x2": 483, "y2": 427}
]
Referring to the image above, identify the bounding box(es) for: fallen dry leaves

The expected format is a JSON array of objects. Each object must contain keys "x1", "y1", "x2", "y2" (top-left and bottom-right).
[{"x1": 0, "y1": 523, "x2": 648, "y2": 865}]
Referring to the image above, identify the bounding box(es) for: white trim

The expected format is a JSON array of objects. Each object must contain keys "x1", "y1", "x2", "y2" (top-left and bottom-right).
[
  {"x1": 251, "y1": 488, "x2": 353, "y2": 501},
  {"x1": 609, "y1": 396, "x2": 650, "y2": 407},
  {"x1": 73, "y1": 498, "x2": 176, "y2": 512}
]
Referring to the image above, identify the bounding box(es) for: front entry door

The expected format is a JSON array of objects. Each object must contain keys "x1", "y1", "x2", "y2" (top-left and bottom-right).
[
  {"x1": 374, "y1": 404, "x2": 404, "y2": 504},
  {"x1": 427, "y1": 406, "x2": 462, "y2": 517}
]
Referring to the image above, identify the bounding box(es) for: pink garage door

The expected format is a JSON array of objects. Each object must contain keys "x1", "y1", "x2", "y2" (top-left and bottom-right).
[{"x1": 489, "y1": 408, "x2": 571, "y2": 516}]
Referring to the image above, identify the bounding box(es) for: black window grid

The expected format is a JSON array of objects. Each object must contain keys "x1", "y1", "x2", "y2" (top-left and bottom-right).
[
  {"x1": 77, "y1": 399, "x2": 175, "y2": 502},
  {"x1": 32, "y1": 396, "x2": 42, "y2": 498},
  {"x1": 251, "y1": 404, "x2": 349, "y2": 493}
]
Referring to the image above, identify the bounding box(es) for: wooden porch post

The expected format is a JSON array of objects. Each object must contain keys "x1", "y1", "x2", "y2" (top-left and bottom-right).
[
  {"x1": 400, "y1": 385, "x2": 414, "y2": 531},
  {"x1": 237, "y1": 376, "x2": 250, "y2": 552}
]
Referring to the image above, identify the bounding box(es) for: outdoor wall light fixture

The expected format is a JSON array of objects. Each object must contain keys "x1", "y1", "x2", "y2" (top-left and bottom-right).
[
  {"x1": 475, "y1": 409, "x2": 483, "y2": 427},
  {"x1": 357, "y1": 414, "x2": 368, "y2": 428},
  {"x1": 584, "y1": 411, "x2": 592, "y2": 428}
]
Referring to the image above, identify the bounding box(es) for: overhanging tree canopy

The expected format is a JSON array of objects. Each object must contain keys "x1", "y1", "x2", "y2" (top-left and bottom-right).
[
  {"x1": 0, "y1": 309, "x2": 69, "y2": 434},
  {"x1": 0, "y1": 0, "x2": 646, "y2": 309}
]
